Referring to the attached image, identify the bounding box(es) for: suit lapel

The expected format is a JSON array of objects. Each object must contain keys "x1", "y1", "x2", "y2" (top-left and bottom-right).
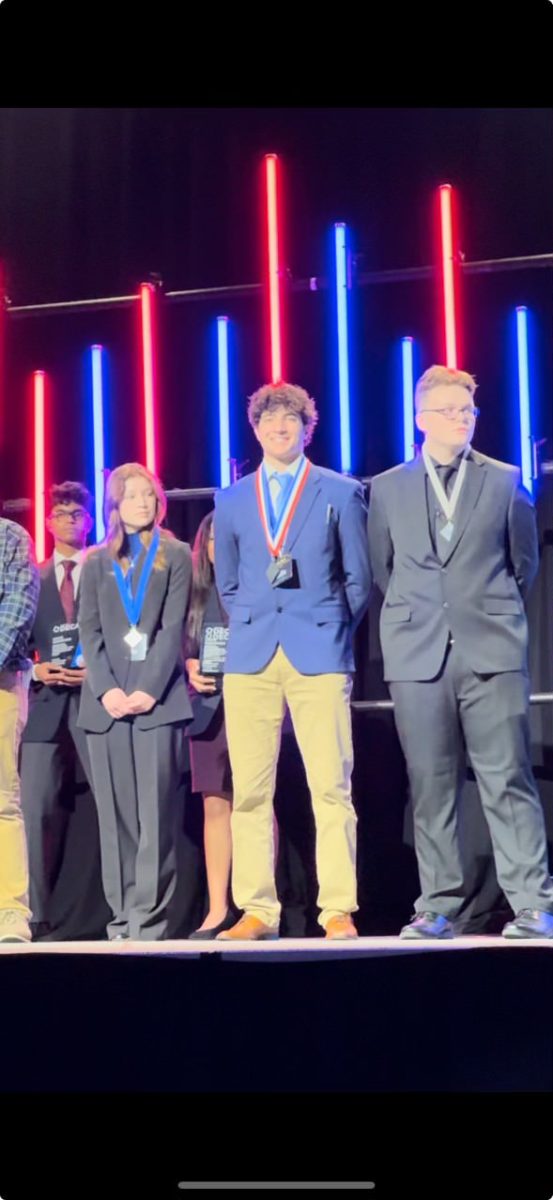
[
  {"x1": 74, "y1": 555, "x2": 84, "y2": 608},
  {"x1": 137, "y1": 542, "x2": 169, "y2": 628},
  {"x1": 249, "y1": 471, "x2": 279, "y2": 559},
  {"x1": 285, "y1": 465, "x2": 322, "y2": 554},
  {"x1": 124, "y1": 537, "x2": 166, "y2": 614},
  {"x1": 43, "y1": 559, "x2": 67, "y2": 624},
  {"x1": 405, "y1": 457, "x2": 435, "y2": 561}
]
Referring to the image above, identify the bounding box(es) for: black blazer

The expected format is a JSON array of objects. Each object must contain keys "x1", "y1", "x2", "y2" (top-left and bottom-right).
[
  {"x1": 77, "y1": 535, "x2": 193, "y2": 733},
  {"x1": 22, "y1": 558, "x2": 81, "y2": 743}
]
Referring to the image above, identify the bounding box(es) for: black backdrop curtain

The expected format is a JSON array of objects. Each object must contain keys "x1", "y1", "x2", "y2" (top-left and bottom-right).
[{"x1": 1, "y1": 108, "x2": 551, "y2": 937}]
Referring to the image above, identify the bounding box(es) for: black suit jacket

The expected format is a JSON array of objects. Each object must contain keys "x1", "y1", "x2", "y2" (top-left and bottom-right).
[
  {"x1": 77, "y1": 535, "x2": 193, "y2": 733},
  {"x1": 22, "y1": 558, "x2": 81, "y2": 743}
]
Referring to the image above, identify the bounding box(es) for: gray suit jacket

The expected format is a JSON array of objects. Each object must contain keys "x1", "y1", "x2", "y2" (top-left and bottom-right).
[
  {"x1": 77, "y1": 535, "x2": 193, "y2": 733},
  {"x1": 367, "y1": 450, "x2": 539, "y2": 681}
]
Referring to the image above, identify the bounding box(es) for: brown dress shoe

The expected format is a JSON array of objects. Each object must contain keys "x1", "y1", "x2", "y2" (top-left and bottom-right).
[
  {"x1": 216, "y1": 914, "x2": 279, "y2": 941},
  {"x1": 324, "y1": 914, "x2": 358, "y2": 940}
]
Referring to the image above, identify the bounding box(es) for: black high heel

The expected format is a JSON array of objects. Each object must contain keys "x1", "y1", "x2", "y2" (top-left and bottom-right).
[{"x1": 188, "y1": 909, "x2": 238, "y2": 941}]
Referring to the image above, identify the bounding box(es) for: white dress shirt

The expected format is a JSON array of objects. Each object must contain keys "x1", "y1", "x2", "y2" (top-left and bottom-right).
[
  {"x1": 54, "y1": 548, "x2": 84, "y2": 594},
  {"x1": 263, "y1": 454, "x2": 304, "y2": 512}
]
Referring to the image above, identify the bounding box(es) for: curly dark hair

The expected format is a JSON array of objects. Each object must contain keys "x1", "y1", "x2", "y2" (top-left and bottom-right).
[
  {"x1": 247, "y1": 382, "x2": 318, "y2": 445},
  {"x1": 49, "y1": 481, "x2": 93, "y2": 513}
]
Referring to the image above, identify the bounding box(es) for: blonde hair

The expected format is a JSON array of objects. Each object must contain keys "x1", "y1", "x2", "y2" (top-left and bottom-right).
[
  {"x1": 415, "y1": 365, "x2": 477, "y2": 411},
  {"x1": 100, "y1": 462, "x2": 172, "y2": 570}
]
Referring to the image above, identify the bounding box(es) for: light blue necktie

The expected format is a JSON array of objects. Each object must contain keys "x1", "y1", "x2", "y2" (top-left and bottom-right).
[{"x1": 271, "y1": 471, "x2": 291, "y2": 521}]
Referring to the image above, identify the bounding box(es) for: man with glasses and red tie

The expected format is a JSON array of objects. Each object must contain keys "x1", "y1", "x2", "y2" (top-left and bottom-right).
[
  {"x1": 20, "y1": 481, "x2": 104, "y2": 940},
  {"x1": 368, "y1": 364, "x2": 553, "y2": 940}
]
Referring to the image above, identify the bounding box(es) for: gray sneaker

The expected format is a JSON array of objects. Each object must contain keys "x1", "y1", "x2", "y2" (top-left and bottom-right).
[
  {"x1": 502, "y1": 909, "x2": 553, "y2": 939},
  {"x1": 399, "y1": 912, "x2": 454, "y2": 940},
  {"x1": 0, "y1": 909, "x2": 32, "y2": 943}
]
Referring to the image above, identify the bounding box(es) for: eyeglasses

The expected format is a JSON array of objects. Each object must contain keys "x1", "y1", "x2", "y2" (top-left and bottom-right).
[
  {"x1": 50, "y1": 509, "x2": 88, "y2": 522},
  {"x1": 419, "y1": 406, "x2": 479, "y2": 421}
]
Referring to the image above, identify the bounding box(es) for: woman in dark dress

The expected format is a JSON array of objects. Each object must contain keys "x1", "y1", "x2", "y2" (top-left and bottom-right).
[{"x1": 185, "y1": 512, "x2": 235, "y2": 940}]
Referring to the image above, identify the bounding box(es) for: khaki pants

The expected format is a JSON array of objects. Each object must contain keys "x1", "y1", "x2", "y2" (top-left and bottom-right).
[
  {"x1": 0, "y1": 670, "x2": 30, "y2": 916},
  {"x1": 223, "y1": 647, "x2": 357, "y2": 930}
]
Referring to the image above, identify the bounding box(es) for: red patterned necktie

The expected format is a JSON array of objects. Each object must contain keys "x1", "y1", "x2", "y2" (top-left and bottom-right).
[{"x1": 59, "y1": 560, "x2": 76, "y2": 623}]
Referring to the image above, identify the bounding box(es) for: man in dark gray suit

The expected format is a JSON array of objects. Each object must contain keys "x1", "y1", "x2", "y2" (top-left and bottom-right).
[{"x1": 367, "y1": 364, "x2": 553, "y2": 939}]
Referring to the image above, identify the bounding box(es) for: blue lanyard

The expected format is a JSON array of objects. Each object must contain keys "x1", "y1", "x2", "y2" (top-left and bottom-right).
[{"x1": 113, "y1": 528, "x2": 160, "y2": 626}]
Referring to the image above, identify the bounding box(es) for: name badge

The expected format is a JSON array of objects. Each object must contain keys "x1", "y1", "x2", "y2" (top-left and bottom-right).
[
  {"x1": 200, "y1": 623, "x2": 229, "y2": 676},
  {"x1": 129, "y1": 632, "x2": 148, "y2": 662},
  {"x1": 266, "y1": 554, "x2": 294, "y2": 588}
]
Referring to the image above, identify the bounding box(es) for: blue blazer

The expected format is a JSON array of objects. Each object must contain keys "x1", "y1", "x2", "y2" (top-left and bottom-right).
[{"x1": 214, "y1": 462, "x2": 371, "y2": 675}]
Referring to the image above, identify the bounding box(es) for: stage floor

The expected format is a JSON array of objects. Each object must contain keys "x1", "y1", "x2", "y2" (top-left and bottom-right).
[
  {"x1": 2, "y1": 933, "x2": 553, "y2": 960},
  {"x1": 3, "y1": 934, "x2": 553, "y2": 1094}
]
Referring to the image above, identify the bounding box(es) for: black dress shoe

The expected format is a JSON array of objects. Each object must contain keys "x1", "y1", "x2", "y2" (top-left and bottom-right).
[
  {"x1": 399, "y1": 912, "x2": 454, "y2": 940},
  {"x1": 30, "y1": 921, "x2": 52, "y2": 941},
  {"x1": 188, "y1": 910, "x2": 238, "y2": 941},
  {"x1": 502, "y1": 909, "x2": 553, "y2": 939}
]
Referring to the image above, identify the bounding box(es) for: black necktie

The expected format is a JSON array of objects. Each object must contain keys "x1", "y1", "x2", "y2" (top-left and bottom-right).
[
  {"x1": 433, "y1": 464, "x2": 457, "y2": 559},
  {"x1": 435, "y1": 463, "x2": 456, "y2": 498}
]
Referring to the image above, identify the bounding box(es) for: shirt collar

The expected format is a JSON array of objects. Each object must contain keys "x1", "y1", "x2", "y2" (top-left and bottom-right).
[
  {"x1": 54, "y1": 548, "x2": 84, "y2": 568},
  {"x1": 429, "y1": 448, "x2": 471, "y2": 472},
  {"x1": 262, "y1": 454, "x2": 304, "y2": 480}
]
